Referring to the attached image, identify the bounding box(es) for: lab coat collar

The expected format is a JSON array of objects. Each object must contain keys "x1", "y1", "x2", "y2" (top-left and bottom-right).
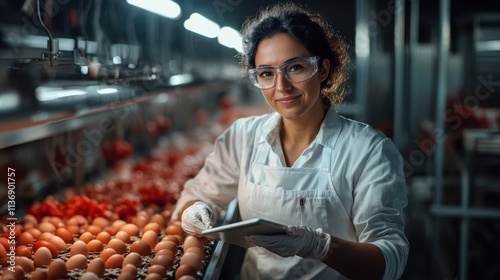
[
  {"x1": 257, "y1": 107, "x2": 343, "y2": 149},
  {"x1": 316, "y1": 107, "x2": 342, "y2": 149}
]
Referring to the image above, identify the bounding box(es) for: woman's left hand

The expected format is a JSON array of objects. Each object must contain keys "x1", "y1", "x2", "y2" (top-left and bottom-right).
[{"x1": 246, "y1": 225, "x2": 331, "y2": 259}]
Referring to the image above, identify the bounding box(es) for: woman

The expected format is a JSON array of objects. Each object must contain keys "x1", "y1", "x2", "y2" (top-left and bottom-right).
[{"x1": 172, "y1": 2, "x2": 409, "y2": 279}]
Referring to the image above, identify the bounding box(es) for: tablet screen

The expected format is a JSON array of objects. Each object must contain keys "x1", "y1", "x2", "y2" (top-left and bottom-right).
[{"x1": 201, "y1": 218, "x2": 287, "y2": 248}]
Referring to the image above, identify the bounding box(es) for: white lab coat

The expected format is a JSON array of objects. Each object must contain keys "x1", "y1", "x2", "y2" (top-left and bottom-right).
[{"x1": 172, "y1": 107, "x2": 409, "y2": 280}]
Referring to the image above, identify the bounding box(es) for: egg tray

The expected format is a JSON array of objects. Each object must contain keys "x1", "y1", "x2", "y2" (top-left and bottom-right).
[{"x1": 3, "y1": 237, "x2": 215, "y2": 280}]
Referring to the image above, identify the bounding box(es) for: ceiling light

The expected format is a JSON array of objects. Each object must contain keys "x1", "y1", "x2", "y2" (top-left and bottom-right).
[
  {"x1": 218, "y1": 26, "x2": 243, "y2": 52},
  {"x1": 127, "y1": 0, "x2": 181, "y2": 20},
  {"x1": 184, "y1": 13, "x2": 220, "y2": 38}
]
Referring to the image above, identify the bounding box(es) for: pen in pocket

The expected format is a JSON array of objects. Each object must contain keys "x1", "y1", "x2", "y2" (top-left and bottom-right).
[{"x1": 299, "y1": 197, "x2": 304, "y2": 226}]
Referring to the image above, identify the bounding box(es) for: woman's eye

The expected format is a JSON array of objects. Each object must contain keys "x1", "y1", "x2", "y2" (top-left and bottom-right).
[
  {"x1": 289, "y1": 64, "x2": 305, "y2": 72},
  {"x1": 259, "y1": 71, "x2": 274, "y2": 78}
]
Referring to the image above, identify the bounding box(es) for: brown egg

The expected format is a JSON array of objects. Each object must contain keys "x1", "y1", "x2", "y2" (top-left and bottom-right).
[
  {"x1": 119, "y1": 223, "x2": 140, "y2": 237},
  {"x1": 123, "y1": 252, "x2": 143, "y2": 268},
  {"x1": 165, "y1": 224, "x2": 184, "y2": 236},
  {"x1": 96, "y1": 232, "x2": 111, "y2": 244},
  {"x1": 66, "y1": 215, "x2": 88, "y2": 229},
  {"x1": 141, "y1": 230, "x2": 159, "y2": 249},
  {"x1": 23, "y1": 214, "x2": 39, "y2": 226},
  {"x1": 143, "y1": 223, "x2": 162, "y2": 235},
  {"x1": 79, "y1": 232, "x2": 94, "y2": 243},
  {"x1": 66, "y1": 254, "x2": 88, "y2": 269},
  {"x1": 111, "y1": 220, "x2": 127, "y2": 232},
  {"x1": 39, "y1": 222, "x2": 56, "y2": 233},
  {"x1": 70, "y1": 240, "x2": 89, "y2": 257},
  {"x1": 31, "y1": 268, "x2": 48, "y2": 280},
  {"x1": 86, "y1": 225, "x2": 102, "y2": 235},
  {"x1": 48, "y1": 216, "x2": 64, "y2": 226},
  {"x1": 144, "y1": 273, "x2": 162, "y2": 280},
  {"x1": 150, "y1": 214, "x2": 166, "y2": 227},
  {"x1": 91, "y1": 217, "x2": 110, "y2": 228},
  {"x1": 67, "y1": 224, "x2": 81, "y2": 235},
  {"x1": 33, "y1": 240, "x2": 58, "y2": 258},
  {"x1": 26, "y1": 228, "x2": 42, "y2": 239},
  {"x1": 15, "y1": 245, "x2": 32, "y2": 259},
  {"x1": 0, "y1": 256, "x2": 9, "y2": 268},
  {"x1": 38, "y1": 232, "x2": 54, "y2": 241},
  {"x1": 17, "y1": 231, "x2": 34, "y2": 246},
  {"x1": 130, "y1": 240, "x2": 152, "y2": 256},
  {"x1": 173, "y1": 234, "x2": 184, "y2": 243},
  {"x1": 2, "y1": 264, "x2": 25, "y2": 280},
  {"x1": 180, "y1": 252, "x2": 203, "y2": 270},
  {"x1": 161, "y1": 235, "x2": 180, "y2": 245},
  {"x1": 154, "y1": 240, "x2": 177, "y2": 253},
  {"x1": 0, "y1": 236, "x2": 10, "y2": 251},
  {"x1": 24, "y1": 221, "x2": 36, "y2": 230},
  {"x1": 147, "y1": 264, "x2": 166, "y2": 277},
  {"x1": 87, "y1": 239, "x2": 104, "y2": 252},
  {"x1": 177, "y1": 276, "x2": 197, "y2": 280},
  {"x1": 0, "y1": 243, "x2": 5, "y2": 258},
  {"x1": 133, "y1": 215, "x2": 148, "y2": 228},
  {"x1": 107, "y1": 238, "x2": 127, "y2": 254},
  {"x1": 79, "y1": 272, "x2": 101, "y2": 280},
  {"x1": 156, "y1": 248, "x2": 176, "y2": 260},
  {"x1": 49, "y1": 236, "x2": 66, "y2": 252},
  {"x1": 15, "y1": 256, "x2": 34, "y2": 272},
  {"x1": 34, "y1": 247, "x2": 52, "y2": 267},
  {"x1": 151, "y1": 254, "x2": 174, "y2": 270},
  {"x1": 185, "y1": 246, "x2": 205, "y2": 260},
  {"x1": 99, "y1": 248, "x2": 117, "y2": 262},
  {"x1": 183, "y1": 236, "x2": 204, "y2": 250},
  {"x1": 48, "y1": 259, "x2": 68, "y2": 279},
  {"x1": 175, "y1": 264, "x2": 198, "y2": 279},
  {"x1": 115, "y1": 231, "x2": 131, "y2": 243},
  {"x1": 160, "y1": 209, "x2": 172, "y2": 221},
  {"x1": 87, "y1": 258, "x2": 105, "y2": 278},
  {"x1": 121, "y1": 263, "x2": 138, "y2": 277},
  {"x1": 105, "y1": 254, "x2": 124, "y2": 269},
  {"x1": 55, "y1": 228, "x2": 74, "y2": 243}
]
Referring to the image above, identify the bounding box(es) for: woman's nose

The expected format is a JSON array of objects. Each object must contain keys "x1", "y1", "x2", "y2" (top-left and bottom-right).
[{"x1": 275, "y1": 71, "x2": 292, "y2": 91}]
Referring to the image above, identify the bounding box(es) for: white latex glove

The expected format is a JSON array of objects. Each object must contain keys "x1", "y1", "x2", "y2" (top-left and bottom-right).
[
  {"x1": 181, "y1": 202, "x2": 215, "y2": 237},
  {"x1": 246, "y1": 225, "x2": 331, "y2": 259}
]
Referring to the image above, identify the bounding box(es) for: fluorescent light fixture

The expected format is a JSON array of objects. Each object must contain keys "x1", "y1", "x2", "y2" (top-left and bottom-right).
[
  {"x1": 476, "y1": 40, "x2": 500, "y2": 52},
  {"x1": 36, "y1": 87, "x2": 87, "y2": 102},
  {"x1": 14, "y1": 35, "x2": 74, "y2": 51},
  {"x1": 4, "y1": 34, "x2": 98, "y2": 54},
  {"x1": 0, "y1": 92, "x2": 20, "y2": 111},
  {"x1": 169, "y1": 74, "x2": 194, "y2": 86},
  {"x1": 127, "y1": 0, "x2": 181, "y2": 20},
  {"x1": 218, "y1": 26, "x2": 243, "y2": 52},
  {"x1": 184, "y1": 13, "x2": 220, "y2": 38},
  {"x1": 97, "y1": 88, "x2": 118, "y2": 95}
]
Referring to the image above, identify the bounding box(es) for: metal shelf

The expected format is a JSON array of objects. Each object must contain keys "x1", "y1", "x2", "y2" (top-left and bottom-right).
[{"x1": 0, "y1": 80, "x2": 232, "y2": 149}]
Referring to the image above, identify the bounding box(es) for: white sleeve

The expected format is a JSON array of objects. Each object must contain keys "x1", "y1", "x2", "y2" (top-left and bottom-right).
[
  {"x1": 171, "y1": 122, "x2": 242, "y2": 221},
  {"x1": 352, "y1": 138, "x2": 410, "y2": 280}
]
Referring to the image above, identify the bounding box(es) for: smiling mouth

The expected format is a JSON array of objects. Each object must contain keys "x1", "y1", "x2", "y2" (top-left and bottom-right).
[{"x1": 277, "y1": 95, "x2": 300, "y2": 104}]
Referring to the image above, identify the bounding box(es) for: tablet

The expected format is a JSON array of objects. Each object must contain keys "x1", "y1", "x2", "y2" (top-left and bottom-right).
[{"x1": 201, "y1": 218, "x2": 287, "y2": 248}]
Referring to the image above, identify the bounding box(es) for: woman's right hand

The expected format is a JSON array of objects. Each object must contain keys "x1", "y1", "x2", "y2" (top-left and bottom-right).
[{"x1": 181, "y1": 201, "x2": 215, "y2": 236}]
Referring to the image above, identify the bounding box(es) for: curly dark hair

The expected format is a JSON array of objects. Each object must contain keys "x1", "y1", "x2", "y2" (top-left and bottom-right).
[{"x1": 239, "y1": 2, "x2": 352, "y2": 105}]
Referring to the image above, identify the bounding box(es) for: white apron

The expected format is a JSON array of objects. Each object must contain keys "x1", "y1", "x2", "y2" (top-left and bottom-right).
[{"x1": 238, "y1": 138, "x2": 355, "y2": 280}]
